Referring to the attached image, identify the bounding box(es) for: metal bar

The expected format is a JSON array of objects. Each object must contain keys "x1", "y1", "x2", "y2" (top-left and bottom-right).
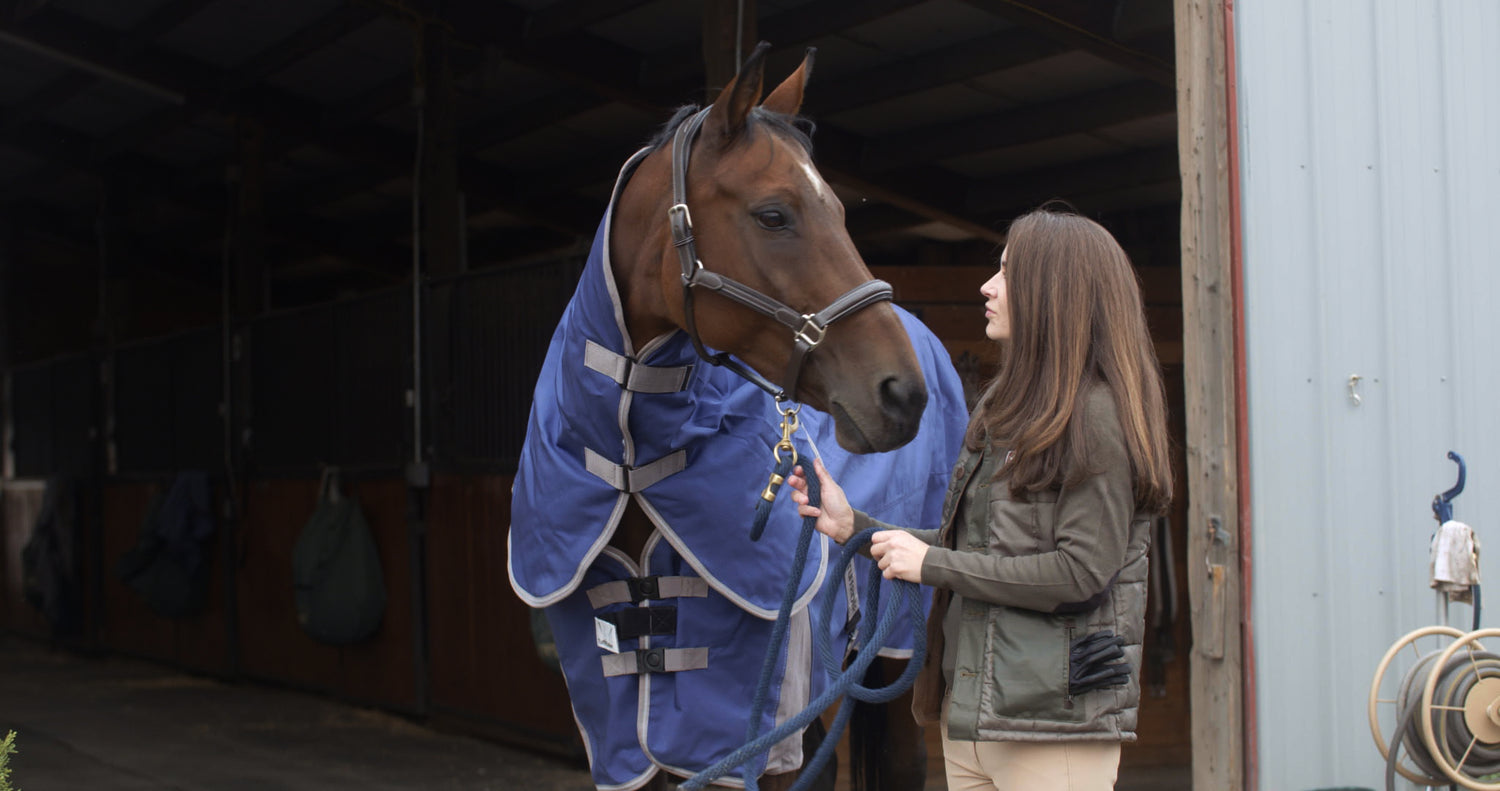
[{"x1": 0, "y1": 28, "x2": 186, "y2": 104}]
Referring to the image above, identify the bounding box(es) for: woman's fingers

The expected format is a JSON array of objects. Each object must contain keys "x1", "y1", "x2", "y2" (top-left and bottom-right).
[
  {"x1": 812, "y1": 457, "x2": 837, "y2": 491},
  {"x1": 867, "y1": 530, "x2": 925, "y2": 584}
]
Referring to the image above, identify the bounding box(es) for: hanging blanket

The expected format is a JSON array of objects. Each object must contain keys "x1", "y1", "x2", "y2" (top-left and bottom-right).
[{"x1": 508, "y1": 150, "x2": 967, "y2": 788}]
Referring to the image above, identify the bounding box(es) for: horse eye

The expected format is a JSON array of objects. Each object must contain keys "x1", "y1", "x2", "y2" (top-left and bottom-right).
[{"x1": 756, "y1": 210, "x2": 788, "y2": 230}]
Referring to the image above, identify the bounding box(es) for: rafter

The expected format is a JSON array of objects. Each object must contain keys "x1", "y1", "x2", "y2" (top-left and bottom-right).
[
  {"x1": 523, "y1": 0, "x2": 658, "y2": 40},
  {"x1": 814, "y1": 126, "x2": 1006, "y2": 244},
  {"x1": 433, "y1": 3, "x2": 1008, "y2": 244},
  {"x1": 221, "y1": 4, "x2": 376, "y2": 93},
  {"x1": 0, "y1": 0, "x2": 215, "y2": 131},
  {"x1": 641, "y1": 0, "x2": 929, "y2": 93},
  {"x1": 960, "y1": 0, "x2": 1174, "y2": 85},
  {"x1": 862, "y1": 80, "x2": 1175, "y2": 171},
  {"x1": 844, "y1": 203, "x2": 934, "y2": 239},
  {"x1": 965, "y1": 144, "x2": 1179, "y2": 214},
  {"x1": 812, "y1": 27, "x2": 1066, "y2": 117}
]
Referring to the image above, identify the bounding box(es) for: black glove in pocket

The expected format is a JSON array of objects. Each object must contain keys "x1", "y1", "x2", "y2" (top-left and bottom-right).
[{"x1": 1069, "y1": 630, "x2": 1130, "y2": 696}]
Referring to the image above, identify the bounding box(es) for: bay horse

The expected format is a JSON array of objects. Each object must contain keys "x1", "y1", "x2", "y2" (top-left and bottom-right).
[{"x1": 509, "y1": 43, "x2": 966, "y2": 791}]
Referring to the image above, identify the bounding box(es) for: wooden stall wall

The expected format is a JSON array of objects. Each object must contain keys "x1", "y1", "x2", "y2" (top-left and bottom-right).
[
  {"x1": 236, "y1": 476, "x2": 417, "y2": 712},
  {"x1": 425, "y1": 473, "x2": 578, "y2": 754},
  {"x1": 0, "y1": 481, "x2": 49, "y2": 637},
  {"x1": 99, "y1": 480, "x2": 230, "y2": 675}
]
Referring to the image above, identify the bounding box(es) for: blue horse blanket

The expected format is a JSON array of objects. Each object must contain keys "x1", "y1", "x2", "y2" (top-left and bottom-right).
[{"x1": 508, "y1": 152, "x2": 968, "y2": 789}]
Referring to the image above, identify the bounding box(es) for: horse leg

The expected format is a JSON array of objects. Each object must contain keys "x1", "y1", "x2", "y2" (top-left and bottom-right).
[
  {"x1": 850, "y1": 655, "x2": 928, "y2": 791},
  {"x1": 876, "y1": 657, "x2": 928, "y2": 791}
]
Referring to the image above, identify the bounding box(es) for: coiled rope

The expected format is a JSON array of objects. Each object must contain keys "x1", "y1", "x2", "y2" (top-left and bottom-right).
[{"x1": 682, "y1": 467, "x2": 927, "y2": 791}]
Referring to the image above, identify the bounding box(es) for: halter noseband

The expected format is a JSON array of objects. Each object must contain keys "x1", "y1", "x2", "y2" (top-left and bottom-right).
[{"x1": 667, "y1": 107, "x2": 894, "y2": 403}]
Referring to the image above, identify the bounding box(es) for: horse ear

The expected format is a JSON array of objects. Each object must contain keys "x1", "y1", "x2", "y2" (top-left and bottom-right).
[
  {"x1": 762, "y1": 48, "x2": 815, "y2": 116},
  {"x1": 707, "y1": 41, "x2": 771, "y2": 142}
]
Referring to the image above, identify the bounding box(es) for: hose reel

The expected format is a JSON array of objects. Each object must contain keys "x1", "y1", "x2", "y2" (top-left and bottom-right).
[{"x1": 1369, "y1": 626, "x2": 1500, "y2": 789}]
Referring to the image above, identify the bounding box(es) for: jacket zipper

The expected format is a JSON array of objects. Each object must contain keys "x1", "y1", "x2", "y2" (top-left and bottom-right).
[{"x1": 1063, "y1": 617, "x2": 1076, "y2": 709}]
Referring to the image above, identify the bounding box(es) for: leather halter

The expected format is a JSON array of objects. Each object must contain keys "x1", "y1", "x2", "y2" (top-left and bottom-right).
[{"x1": 667, "y1": 107, "x2": 894, "y2": 403}]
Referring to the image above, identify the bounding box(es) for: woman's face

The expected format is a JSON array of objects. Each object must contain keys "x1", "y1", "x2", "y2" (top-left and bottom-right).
[{"x1": 981, "y1": 249, "x2": 1010, "y2": 341}]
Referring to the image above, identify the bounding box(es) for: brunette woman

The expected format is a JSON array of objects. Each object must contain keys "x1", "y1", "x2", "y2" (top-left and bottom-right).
[{"x1": 788, "y1": 207, "x2": 1172, "y2": 790}]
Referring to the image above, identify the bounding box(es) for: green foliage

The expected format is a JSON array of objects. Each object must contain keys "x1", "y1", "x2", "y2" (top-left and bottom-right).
[{"x1": 0, "y1": 730, "x2": 16, "y2": 791}]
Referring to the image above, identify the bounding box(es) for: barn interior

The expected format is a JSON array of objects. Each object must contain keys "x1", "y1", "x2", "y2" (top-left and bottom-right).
[{"x1": 0, "y1": 0, "x2": 1191, "y2": 787}]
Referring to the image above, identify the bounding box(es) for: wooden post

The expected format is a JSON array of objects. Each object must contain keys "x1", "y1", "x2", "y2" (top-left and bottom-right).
[
  {"x1": 1174, "y1": 0, "x2": 1246, "y2": 789},
  {"x1": 232, "y1": 116, "x2": 267, "y2": 318},
  {"x1": 224, "y1": 114, "x2": 267, "y2": 676},
  {"x1": 418, "y1": 22, "x2": 463, "y2": 278},
  {"x1": 702, "y1": 0, "x2": 756, "y2": 99},
  {"x1": 95, "y1": 179, "x2": 133, "y2": 347},
  {"x1": 0, "y1": 217, "x2": 12, "y2": 480}
]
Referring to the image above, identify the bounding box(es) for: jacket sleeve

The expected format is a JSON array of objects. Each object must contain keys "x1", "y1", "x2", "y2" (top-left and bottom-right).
[
  {"x1": 849, "y1": 510, "x2": 940, "y2": 558},
  {"x1": 919, "y1": 391, "x2": 1135, "y2": 613}
]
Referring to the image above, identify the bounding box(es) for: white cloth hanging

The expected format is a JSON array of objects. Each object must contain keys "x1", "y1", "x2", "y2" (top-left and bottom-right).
[{"x1": 1430, "y1": 520, "x2": 1480, "y2": 604}]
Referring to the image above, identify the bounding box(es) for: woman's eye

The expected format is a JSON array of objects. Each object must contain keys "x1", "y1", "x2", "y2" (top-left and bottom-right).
[{"x1": 756, "y1": 210, "x2": 787, "y2": 230}]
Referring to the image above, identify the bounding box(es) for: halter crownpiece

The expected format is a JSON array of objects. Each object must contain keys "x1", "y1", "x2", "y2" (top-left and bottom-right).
[{"x1": 668, "y1": 107, "x2": 895, "y2": 403}]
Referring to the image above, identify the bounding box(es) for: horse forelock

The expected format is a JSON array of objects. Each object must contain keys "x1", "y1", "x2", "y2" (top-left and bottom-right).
[{"x1": 645, "y1": 104, "x2": 815, "y2": 156}]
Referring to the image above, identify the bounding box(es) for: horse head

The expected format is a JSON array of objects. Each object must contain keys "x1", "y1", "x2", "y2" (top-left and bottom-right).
[{"x1": 613, "y1": 44, "x2": 928, "y2": 453}]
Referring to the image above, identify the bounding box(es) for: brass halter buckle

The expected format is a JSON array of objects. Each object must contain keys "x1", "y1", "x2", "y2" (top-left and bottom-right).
[{"x1": 760, "y1": 404, "x2": 801, "y2": 503}]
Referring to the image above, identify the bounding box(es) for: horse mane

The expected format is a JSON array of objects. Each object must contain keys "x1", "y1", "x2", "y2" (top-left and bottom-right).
[{"x1": 646, "y1": 104, "x2": 816, "y2": 155}]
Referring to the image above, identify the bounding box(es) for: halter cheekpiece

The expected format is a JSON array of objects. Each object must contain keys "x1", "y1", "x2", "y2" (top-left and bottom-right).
[{"x1": 667, "y1": 107, "x2": 895, "y2": 403}]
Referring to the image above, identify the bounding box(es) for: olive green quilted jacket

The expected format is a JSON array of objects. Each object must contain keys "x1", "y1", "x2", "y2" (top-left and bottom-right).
[{"x1": 854, "y1": 387, "x2": 1152, "y2": 742}]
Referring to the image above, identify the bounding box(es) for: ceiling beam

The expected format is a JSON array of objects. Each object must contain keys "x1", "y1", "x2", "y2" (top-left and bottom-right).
[
  {"x1": 442, "y1": 3, "x2": 664, "y2": 111},
  {"x1": 810, "y1": 27, "x2": 1067, "y2": 116},
  {"x1": 0, "y1": 117, "x2": 414, "y2": 276},
  {"x1": 523, "y1": 0, "x2": 657, "y2": 40},
  {"x1": 0, "y1": 0, "x2": 216, "y2": 132},
  {"x1": 862, "y1": 79, "x2": 1175, "y2": 171},
  {"x1": 960, "y1": 0, "x2": 1174, "y2": 85},
  {"x1": 1, "y1": 0, "x2": 56, "y2": 25},
  {"x1": 844, "y1": 203, "x2": 934, "y2": 239},
  {"x1": 0, "y1": 120, "x2": 214, "y2": 204},
  {"x1": 221, "y1": 3, "x2": 377, "y2": 94},
  {"x1": 434, "y1": 3, "x2": 1007, "y2": 244},
  {"x1": 641, "y1": 0, "x2": 929, "y2": 95},
  {"x1": 0, "y1": 9, "x2": 362, "y2": 170},
  {"x1": 965, "y1": 143, "x2": 1179, "y2": 214},
  {"x1": 814, "y1": 126, "x2": 1006, "y2": 244},
  {"x1": 460, "y1": 93, "x2": 604, "y2": 156}
]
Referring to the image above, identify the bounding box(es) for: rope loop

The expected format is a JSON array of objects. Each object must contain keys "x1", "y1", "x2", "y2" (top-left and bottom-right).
[{"x1": 683, "y1": 469, "x2": 926, "y2": 791}]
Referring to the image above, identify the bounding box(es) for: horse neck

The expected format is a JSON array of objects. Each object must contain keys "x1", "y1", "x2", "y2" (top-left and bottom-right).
[{"x1": 610, "y1": 150, "x2": 678, "y2": 352}]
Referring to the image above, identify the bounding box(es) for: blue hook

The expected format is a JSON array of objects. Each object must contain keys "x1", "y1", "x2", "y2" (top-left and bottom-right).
[{"x1": 1432, "y1": 451, "x2": 1466, "y2": 523}]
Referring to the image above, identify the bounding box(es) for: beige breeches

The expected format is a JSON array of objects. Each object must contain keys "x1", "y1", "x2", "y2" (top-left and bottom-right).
[{"x1": 940, "y1": 717, "x2": 1121, "y2": 791}]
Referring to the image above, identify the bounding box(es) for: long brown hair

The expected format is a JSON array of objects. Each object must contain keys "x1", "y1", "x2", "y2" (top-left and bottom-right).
[{"x1": 965, "y1": 208, "x2": 1172, "y2": 513}]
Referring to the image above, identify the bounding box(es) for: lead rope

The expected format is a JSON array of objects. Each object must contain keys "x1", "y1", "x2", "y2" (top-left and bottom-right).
[
  {"x1": 682, "y1": 440, "x2": 927, "y2": 791},
  {"x1": 750, "y1": 404, "x2": 800, "y2": 542}
]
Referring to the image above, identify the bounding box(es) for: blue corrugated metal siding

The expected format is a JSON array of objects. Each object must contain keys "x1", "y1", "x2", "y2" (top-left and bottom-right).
[{"x1": 1236, "y1": 1, "x2": 1500, "y2": 788}]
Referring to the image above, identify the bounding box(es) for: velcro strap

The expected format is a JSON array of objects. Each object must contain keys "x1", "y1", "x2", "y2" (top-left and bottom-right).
[
  {"x1": 587, "y1": 576, "x2": 710, "y2": 608},
  {"x1": 601, "y1": 647, "x2": 709, "y2": 677},
  {"x1": 597, "y1": 606, "x2": 677, "y2": 639},
  {"x1": 584, "y1": 448, "x2": 686, "y2": 492},
  {"x1": 584, "y1": 340, "x2": 692, "y2": 393}
]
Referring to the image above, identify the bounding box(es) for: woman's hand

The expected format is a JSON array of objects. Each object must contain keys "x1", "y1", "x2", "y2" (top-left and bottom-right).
[
  {"x1": 869, "y1": 530, "x2": 928, "y2": 583},
  {"x1": 786, "y1": 457, "x2": 854, "y2": 545}
]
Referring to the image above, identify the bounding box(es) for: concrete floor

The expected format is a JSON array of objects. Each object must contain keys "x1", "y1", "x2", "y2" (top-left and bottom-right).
[
  {"x1": 0, "y1": 636, "x2": 595, "y2": 791},
  {"x1": 0, "y1": 635, "x2": 1189, "y2": 790}
]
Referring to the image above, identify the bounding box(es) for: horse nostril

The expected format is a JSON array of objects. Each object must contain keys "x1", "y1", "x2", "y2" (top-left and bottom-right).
[{"x1": 879, "y1": 375, "x2": 927, "y2": 424}]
